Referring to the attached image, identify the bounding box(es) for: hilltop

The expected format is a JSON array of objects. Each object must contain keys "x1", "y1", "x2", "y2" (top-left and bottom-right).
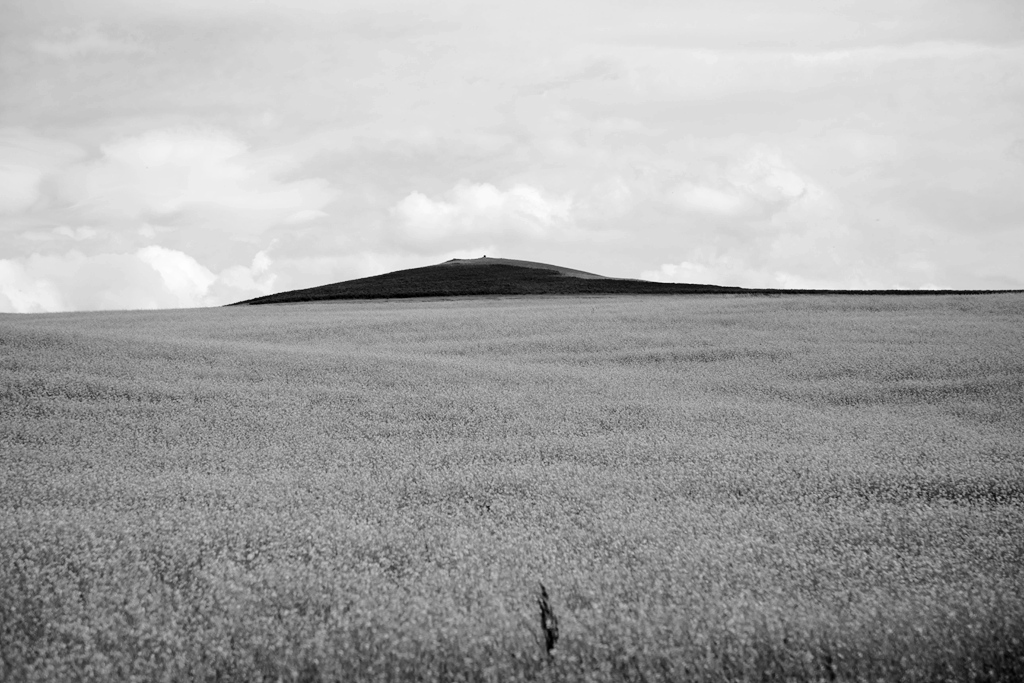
[{"x1": 231, "y1": 256, "x2": 742, "y2": 305}]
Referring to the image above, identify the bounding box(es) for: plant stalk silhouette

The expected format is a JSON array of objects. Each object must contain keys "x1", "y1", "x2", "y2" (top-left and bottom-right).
[{"x1": 538, "y1": 583, "x2": 559, "y2": 656}]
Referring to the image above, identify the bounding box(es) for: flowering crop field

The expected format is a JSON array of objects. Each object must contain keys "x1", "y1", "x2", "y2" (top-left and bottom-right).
[{"x1": 2, "y1": 294, "x2": 1023, "y2": 682}]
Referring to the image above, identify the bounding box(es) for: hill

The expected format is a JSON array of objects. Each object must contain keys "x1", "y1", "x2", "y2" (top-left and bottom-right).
[
  {"x1": 231, "y1": 256, "x2": 743, "y2": 305},
  {"x1": 231, "y1": 256, "x2": 1023, "y2": 306}
]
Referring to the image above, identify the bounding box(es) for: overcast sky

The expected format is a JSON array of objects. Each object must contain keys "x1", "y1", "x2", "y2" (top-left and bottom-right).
[{"x1": 1, "y1": 0, "x2": 1022, "y2": 311}]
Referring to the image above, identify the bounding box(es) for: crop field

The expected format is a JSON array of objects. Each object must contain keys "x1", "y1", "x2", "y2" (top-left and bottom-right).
[{"x1": 2, "y1": 294, "x2": 1023, "y2": 682}]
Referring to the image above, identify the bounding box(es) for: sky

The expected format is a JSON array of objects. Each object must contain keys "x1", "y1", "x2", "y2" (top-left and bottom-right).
[{"x1": 1, "y1": 0, "x2": 1022, "y2": 312}]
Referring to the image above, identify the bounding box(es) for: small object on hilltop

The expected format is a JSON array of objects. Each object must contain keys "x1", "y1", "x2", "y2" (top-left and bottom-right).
[{"x1": 538, "y1": 582, "x2": 559, "y2": 656}]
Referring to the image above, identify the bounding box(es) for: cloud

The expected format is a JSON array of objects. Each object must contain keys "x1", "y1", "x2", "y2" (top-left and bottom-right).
[
  {"x1": 640, "y1": 251, "x2": 881, "y2": 290},
  {"x1": 284, "y1": 209, "x2": 329, "y2": 224},
  {"x1": 667, "y1": 146, "x2": 808, "y2": 220},
  {"x1": 643, "y1": 144, "x2": 904, "y2": 289},
  {"x1": 211, "y1": 250, "x2": 278, "y2": 301},
  {"x1": 0, "y1": 246, "x2": 282, "y2": 313},
  {"x1": 20, "y1": 226, "x2": 106, "y2": 242},
  {"x1": 670, "y1": 185, "x2": 747, "y2": 216},
  {"x1": 4, "y1": 2, "x2": 1021, "y2": 305},
  {"x1": 642, "y1": 254, "x2": 755, "y2": 287},
  {"x1": 580, "y1": 38, "x2": 1024, "y2": 107},
  {"x1": 574, "y1": 176, "x2": 635, "y2": 222},
  {"x1": 390, "y1": 181, "x2": 573, "y2": 248},
  {"x1": 642, "y1": 169, "x2": 957, "y2": 290},
  {"x1": 787, "y1": 41, "x2": 1024, "y2": 66},
  {"x1": 52, "y1": 127, "x2": 336, "y2": 235},
  {"x1": 0, "y1": 251, "x2": 173, "y2": 313},
  {"x1": 0, "y1": 130, "x2": 84, "y2": 216},
  {"x1": 32, "y1": 23, "x2": 145, "y2": 58},
  {"x1": 55, "y1": 226, "x2": 103, "y2": 241},
  {"x1": 0, "y1": 259, "x2": 64, "y2": 313},
  {"x1": 0, "y1": 164, "x2": 45, "y2": 215},
  {"x1": 642, "y1": 250, "x2": 948, "y2": 290},
  {"x1": 136, "y1": 246, "x2": 217, "y2": 307}
]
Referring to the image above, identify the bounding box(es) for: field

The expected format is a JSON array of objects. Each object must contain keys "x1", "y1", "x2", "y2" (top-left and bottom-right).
[{"x1": 2, "y1": 294, "x2": 1023, "y2": 682}]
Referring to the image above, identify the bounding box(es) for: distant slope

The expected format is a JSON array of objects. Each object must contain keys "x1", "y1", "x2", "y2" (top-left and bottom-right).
[{"x1": 231, "y1": 256, "x2": 742, "y2": 305}]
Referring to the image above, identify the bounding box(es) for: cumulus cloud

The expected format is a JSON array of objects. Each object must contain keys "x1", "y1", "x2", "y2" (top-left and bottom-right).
[
  {"x1": 0, "y1": 251, "x2": 173, "y2": 312},
  {"x1": 51, "y1": 127, "x2": 336, "y2": 235},
  {"x1": 391, "y1": 181, "x2": 573, "y2": 248},
  {"x1": 212, "y1": 250, "x2": 278, "y2": 301},
  {"x1": 641, "y1": 253, "x2": 779, "y2": 288},
  {"x1": 136, "y1": 246, "x2": 217, "y2": 307},
  {"x1": 0, "y1": 246, "x2": 283, "y2": 313},
  {"x1": 643, "y1": 145, "x2": 900, "y2": 289},
  {"x1": 641, "y1": 251, "x2": 944, "y2": 290},
  {"x1": 0, "y1": 259, "x2": 64, "y2": 313},
  {"x1": 667, "y1": 146, "x2": 808, "y2": 221},
  {"x1": 643, "y1": 169, "x2": 949, "y2": 291},
  {"x1": 640, "y1": 251, "x2": 870, "y2": 290}
]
